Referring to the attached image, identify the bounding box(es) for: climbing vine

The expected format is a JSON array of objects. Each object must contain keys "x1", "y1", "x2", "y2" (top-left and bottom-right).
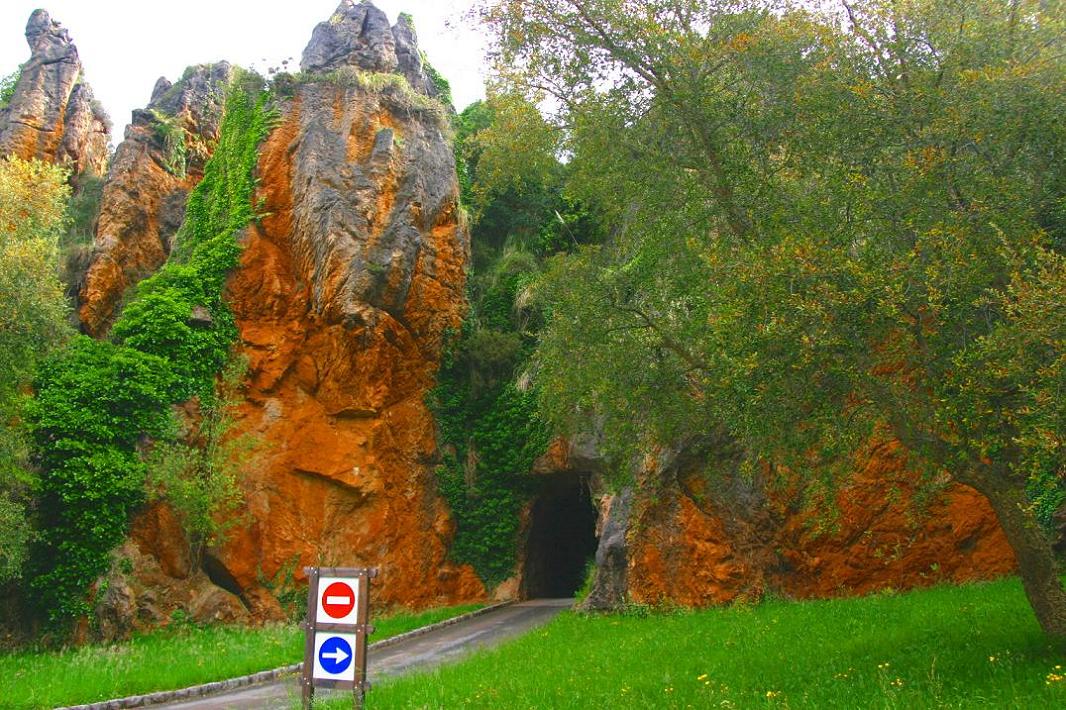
[
  {"x1": 429, "y1": 308, "x2": 550, "y2": 585},
  {"x1": 428, "y1": 98, "x2": 603, "y2": 587},
  {"x1": 26, "y1": 73, "x2": 275, "y2": 626}
]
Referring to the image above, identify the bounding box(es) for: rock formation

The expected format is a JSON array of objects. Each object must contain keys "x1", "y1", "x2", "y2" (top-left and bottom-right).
[
  {"x1": 301, "y1": 2, "x2": 443, "y2": 99},
  {"x1": 0, "y1": 9, "x2": 110, "y2": 176},
  {"x1": 573, "y1": 438, "x2": 1015, "y2": 609},
  {"x1": 78, "y1": 63, "x2": 232, "y2": 336},
  {"x1": 211, "y1": 0, "x2": 481, "y2": 610},
  {"x1": 67, "y1": 1, "x2": 1014, "y2": 631}
]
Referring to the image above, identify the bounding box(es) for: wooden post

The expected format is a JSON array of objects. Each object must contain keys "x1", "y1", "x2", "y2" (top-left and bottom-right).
[
  {"x1": 302, "y1": 566, "x2": 378, "y2": 709},
  {"x1": 301, "y1": 567, "x2": 320, "y2": 710}
]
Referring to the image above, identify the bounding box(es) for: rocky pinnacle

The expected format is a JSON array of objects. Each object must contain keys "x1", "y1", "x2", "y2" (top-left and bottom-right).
[{"x1": 0, "y1": 9, "x2": 111, "y2": 176}]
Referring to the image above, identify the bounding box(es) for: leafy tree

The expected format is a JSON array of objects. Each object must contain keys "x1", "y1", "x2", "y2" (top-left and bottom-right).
[
  {"x1": 429, "y1": 94, "x2": 603, "y2": 583},
  {"x1": 0, "y1": 157, "x2": 71, "y2": 581},
  {"x1": 481, "y1": 0, "x2": 1066, "y2": 635},
  {"x1": 0, "y1": 67, "x2": 20, "y2": 109}
]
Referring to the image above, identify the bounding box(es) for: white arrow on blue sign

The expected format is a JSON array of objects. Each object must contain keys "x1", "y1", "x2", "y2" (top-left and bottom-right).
[
  {"x1": 319, "y1": 636, "x2": 352, "y2": 673},
  {"x1": 313, "y1": 632, "x2": 358, "y2": 681}
]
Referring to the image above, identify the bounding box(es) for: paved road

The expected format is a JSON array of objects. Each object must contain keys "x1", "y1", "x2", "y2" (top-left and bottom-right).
[{"x1": 160, "y1": 599, "x2": 572, "y2": 709}]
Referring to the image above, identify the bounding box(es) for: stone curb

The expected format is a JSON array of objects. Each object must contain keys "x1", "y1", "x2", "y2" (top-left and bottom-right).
[{"x1": 59, "y1": 601, "x2": 515, "y2": 710}]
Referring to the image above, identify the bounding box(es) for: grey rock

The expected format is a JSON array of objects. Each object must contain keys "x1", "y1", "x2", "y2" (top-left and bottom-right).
[
  {"x1": 189, "y1": 305, "x2": 213, "y2": 326},
  {"x1": 301, "y1": 1, "x2": 441, "y2": 99},
  {"x1": 392, "y1": 13, "x2": 440, "y2": 98},
  {"x1": 0, "y1": 9, "x2": 111, "y2": 175},
  {"x1": 580, "y1": 487, "x2": 633, "y2": 611},
  {"x1": 283, "y1": 74, "x2": 464, "y2": 329},
  {"x1": 78, "y1": 63, "x2": 232, "y2": 336},
  {"x1": 146, "y1": 62, "x2": 232, "y2": 146},
  {"x1": 302, "y1": 1, "x2": 398, "y2": 74}
]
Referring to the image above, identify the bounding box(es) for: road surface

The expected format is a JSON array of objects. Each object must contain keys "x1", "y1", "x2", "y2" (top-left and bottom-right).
[{"x1": 159, "y1": 599, "x2": 572, "y2": 709}]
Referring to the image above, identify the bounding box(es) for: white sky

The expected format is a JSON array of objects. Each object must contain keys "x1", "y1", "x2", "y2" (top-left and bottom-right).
[{"x1": 0, "y1": 0, "x2": 487, "y2": 132}]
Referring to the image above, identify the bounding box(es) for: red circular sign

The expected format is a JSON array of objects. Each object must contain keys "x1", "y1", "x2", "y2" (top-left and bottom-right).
[{"x1": 321, "y1": 581, "x2": 356, "y2": 619}]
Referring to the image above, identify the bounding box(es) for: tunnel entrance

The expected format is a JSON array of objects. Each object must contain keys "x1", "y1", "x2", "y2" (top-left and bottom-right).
[{"x1": 522, "y1": 474, "x2": 599, "y2": 599}]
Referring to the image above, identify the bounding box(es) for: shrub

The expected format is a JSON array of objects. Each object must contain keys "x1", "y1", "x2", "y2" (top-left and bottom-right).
[{"x1": 26, "y1": 77, "x2": 274, "y2": 626}]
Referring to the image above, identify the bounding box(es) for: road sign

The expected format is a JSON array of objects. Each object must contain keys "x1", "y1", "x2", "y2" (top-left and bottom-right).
[
  {"x1": 315, "y1": 576, "x2": 363, "y2": 625},
  {"x1": 313, "y1": 632, "x2": 357, "y2": 681},
  {"x1": 301, "y1": 567, "x2": 378, "y2": 709},
  {"x1": 321, "y1": 580, "x2": 357, "y2": 619}
]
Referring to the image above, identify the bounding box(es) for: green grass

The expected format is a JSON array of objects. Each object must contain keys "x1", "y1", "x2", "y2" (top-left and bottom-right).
[
  {"x1": 0, "y1": 604, "x2": 482, "y2": 709},
  {"x1": 338, "y1": 578, "x2": 1066, "y2": 709}
]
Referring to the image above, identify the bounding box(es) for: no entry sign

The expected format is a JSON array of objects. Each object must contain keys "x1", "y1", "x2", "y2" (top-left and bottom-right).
[
  {"x1": 315, "y1": 576, "x2": 364, "y2": 625},
  {"x1": 321, "y1": 580, "x2": 357, "y2": 619}
]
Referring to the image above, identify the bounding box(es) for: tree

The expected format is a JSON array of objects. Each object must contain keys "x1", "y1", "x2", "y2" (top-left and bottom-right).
[
  {"x1": 0, "y1": 156, "x2": 71, "y2": 580},
  {"x1": 480, "y1": 0, "x2": 1066, "y2": 635}
]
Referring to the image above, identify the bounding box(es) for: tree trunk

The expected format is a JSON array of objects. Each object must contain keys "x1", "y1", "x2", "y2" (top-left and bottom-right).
[{"x1": 975, "y1": 478, "x2": 1066, "y2": 639}]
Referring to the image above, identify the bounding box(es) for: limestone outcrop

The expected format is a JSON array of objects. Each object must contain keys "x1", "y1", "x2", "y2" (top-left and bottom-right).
[
  {"x1": 572, "y1": 438, "x2": 1015, "y2": 609},
  {"x1": 63, "y1": 1, "x2": 1015, "y2": 631},
  {"x1": 77, "y1": 63, "x2": 232, "y2": 336},
  {"x1": 0, "y1": 10, "x2": 110, "y2": 176},
  {"x1": 301, "y1": 1, "x2": 442, "y2": 98},
  {"x1": 211, "y1": 0, "x2": 481, "y2": 610}
]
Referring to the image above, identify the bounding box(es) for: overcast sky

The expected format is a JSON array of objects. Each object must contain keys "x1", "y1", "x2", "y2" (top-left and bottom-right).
[{"x1": 0, "y1": 0, "x2": 487, "y2": 133}]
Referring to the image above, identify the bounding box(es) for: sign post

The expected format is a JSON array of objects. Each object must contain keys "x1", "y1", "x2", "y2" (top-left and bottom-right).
[{"x1": 301, "y1": 566, "x2": 378, "y2": 709}]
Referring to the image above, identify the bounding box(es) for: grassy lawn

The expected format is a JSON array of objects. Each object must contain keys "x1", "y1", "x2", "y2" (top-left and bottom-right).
[
  {"x1": 333, "y1": 578, "x2": 1066, "y2": 709},
  {"x1": 0, "y1": 604, "x2": 482, "y2": 709}
]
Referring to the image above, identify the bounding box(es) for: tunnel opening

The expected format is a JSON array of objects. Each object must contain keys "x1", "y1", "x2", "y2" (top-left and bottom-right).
[{"x1": 522, "y1": 474, "x2": 599, "y2": 599}]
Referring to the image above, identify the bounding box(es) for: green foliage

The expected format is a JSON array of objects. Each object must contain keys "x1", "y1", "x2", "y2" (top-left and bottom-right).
[
  {"x1": 145, "y1": 358, "x2": 254, "y2": 561},
  {"x1": 27, "y1": 337, "x2": 175, "y2": 620},
  {"x1": 357, "y1": 578, "x2": 1066, "y2": 709},
  {"x1": 26, "y1": 77, "x2": 273, "y2": 626},
  {"x1": 0, "y1": 66, "x2": 21, "y2": 108},
  {"x1": 421, "y1": 51, "x2": 454, "y2": 107},
  {"x1": 0, "y1": 157, "x2": 72, "y2": 583},
  {"x1": 430, "y1": 92, "x2": 604, "y2": 586},
  {"x1": 65, "y1": 176, "x2": 104, "y2": 242},
  {"x1": 148, "y1": 109, "x2": 187, "y2": 178},
  {"x1": 59, "y1": 175, "x2": 106, "y2": 301},
  {"x1": 432, "y1": 383, "x2": 549, "y2": 586},
  {"x1": 280, "y1": 68, "x2": 450, "y2": 128}
]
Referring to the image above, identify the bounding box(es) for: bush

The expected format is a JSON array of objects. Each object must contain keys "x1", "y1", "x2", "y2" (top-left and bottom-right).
[
  {"x1": 0, "y1": 67, "x2": 21, "y2": 108},
  {"x1": 0, "y1": 156, "x2": 71, "y2": 584},
  {"x1": 25, "y1": 77, "x2": 274, "y2": 627}
]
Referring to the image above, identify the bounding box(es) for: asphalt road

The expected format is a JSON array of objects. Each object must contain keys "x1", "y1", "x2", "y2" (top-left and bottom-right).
[{"x1": 159, "y1": 599, "x2": 572, "y2": 709}]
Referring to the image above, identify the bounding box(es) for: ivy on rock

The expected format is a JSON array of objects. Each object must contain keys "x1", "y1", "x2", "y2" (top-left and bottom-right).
[{"x1": 26, "y1": 74, "x2": 274, "y2": 626}]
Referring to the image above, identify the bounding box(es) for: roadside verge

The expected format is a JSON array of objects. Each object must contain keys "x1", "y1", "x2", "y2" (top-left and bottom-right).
[{"x1": 60, "y1": 601, "x2": 514, "y2": 710}]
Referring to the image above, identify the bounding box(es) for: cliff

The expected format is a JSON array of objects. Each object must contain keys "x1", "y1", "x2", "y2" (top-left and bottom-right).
[
  {"x1": 108, "y1": 1, "x2": 482, "y2": 627},
  {"x1": 576, "y1": 439, "x2": 1014, "y2": 610},
  {"x1": 78, "y1": 63, "x2": 233, "y2": 336},
  {"x1": 37, "y1": 1, "x2": 1014, "y2": 632},
  {"x1": 0, "y1": 10, "x2": 110, "y2": 176},
  {"x1": 213, "y1": 1, "x2": 482, "y2": 609}
]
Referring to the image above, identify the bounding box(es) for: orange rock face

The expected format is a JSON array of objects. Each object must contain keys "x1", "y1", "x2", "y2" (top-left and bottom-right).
[
  {"x1": 212, "y1": 82, "x2": 484, "y2": 610},
  {"x1": 773, "y1": 441, "x2": 1015, "y2": 598},
  {"x1": 77, "y1": 142, "x2": 198, "y2": 335},
  {"x1": 624, "y1": 440, "x2": 1015, "y2": 606},
  {"x1": 78, "y1": 64, "x2": 232, "y2": 335}
]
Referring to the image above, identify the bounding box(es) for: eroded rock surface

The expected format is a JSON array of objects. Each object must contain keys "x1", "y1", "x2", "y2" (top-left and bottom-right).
[
  {"x1": 77, "y1": 63, "x2": 232, "y2": 335},
  {"x1": 556, "y1": 437, "x2": 1015, "y2": 609},
  {"x1": 301, "y1": 0, "x2": 442, "y2": 98},
  {"x1": 0, "y1": 10, "x2": 110, "y2": 175},
  {"x1": 205, "y1": 2, "x2": 482, "y2": 609}
]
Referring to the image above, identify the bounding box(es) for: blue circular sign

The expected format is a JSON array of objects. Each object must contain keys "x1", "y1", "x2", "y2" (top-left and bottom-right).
[{"x1": 318, "y1": 636, "x2": 353, "y2": 675}]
